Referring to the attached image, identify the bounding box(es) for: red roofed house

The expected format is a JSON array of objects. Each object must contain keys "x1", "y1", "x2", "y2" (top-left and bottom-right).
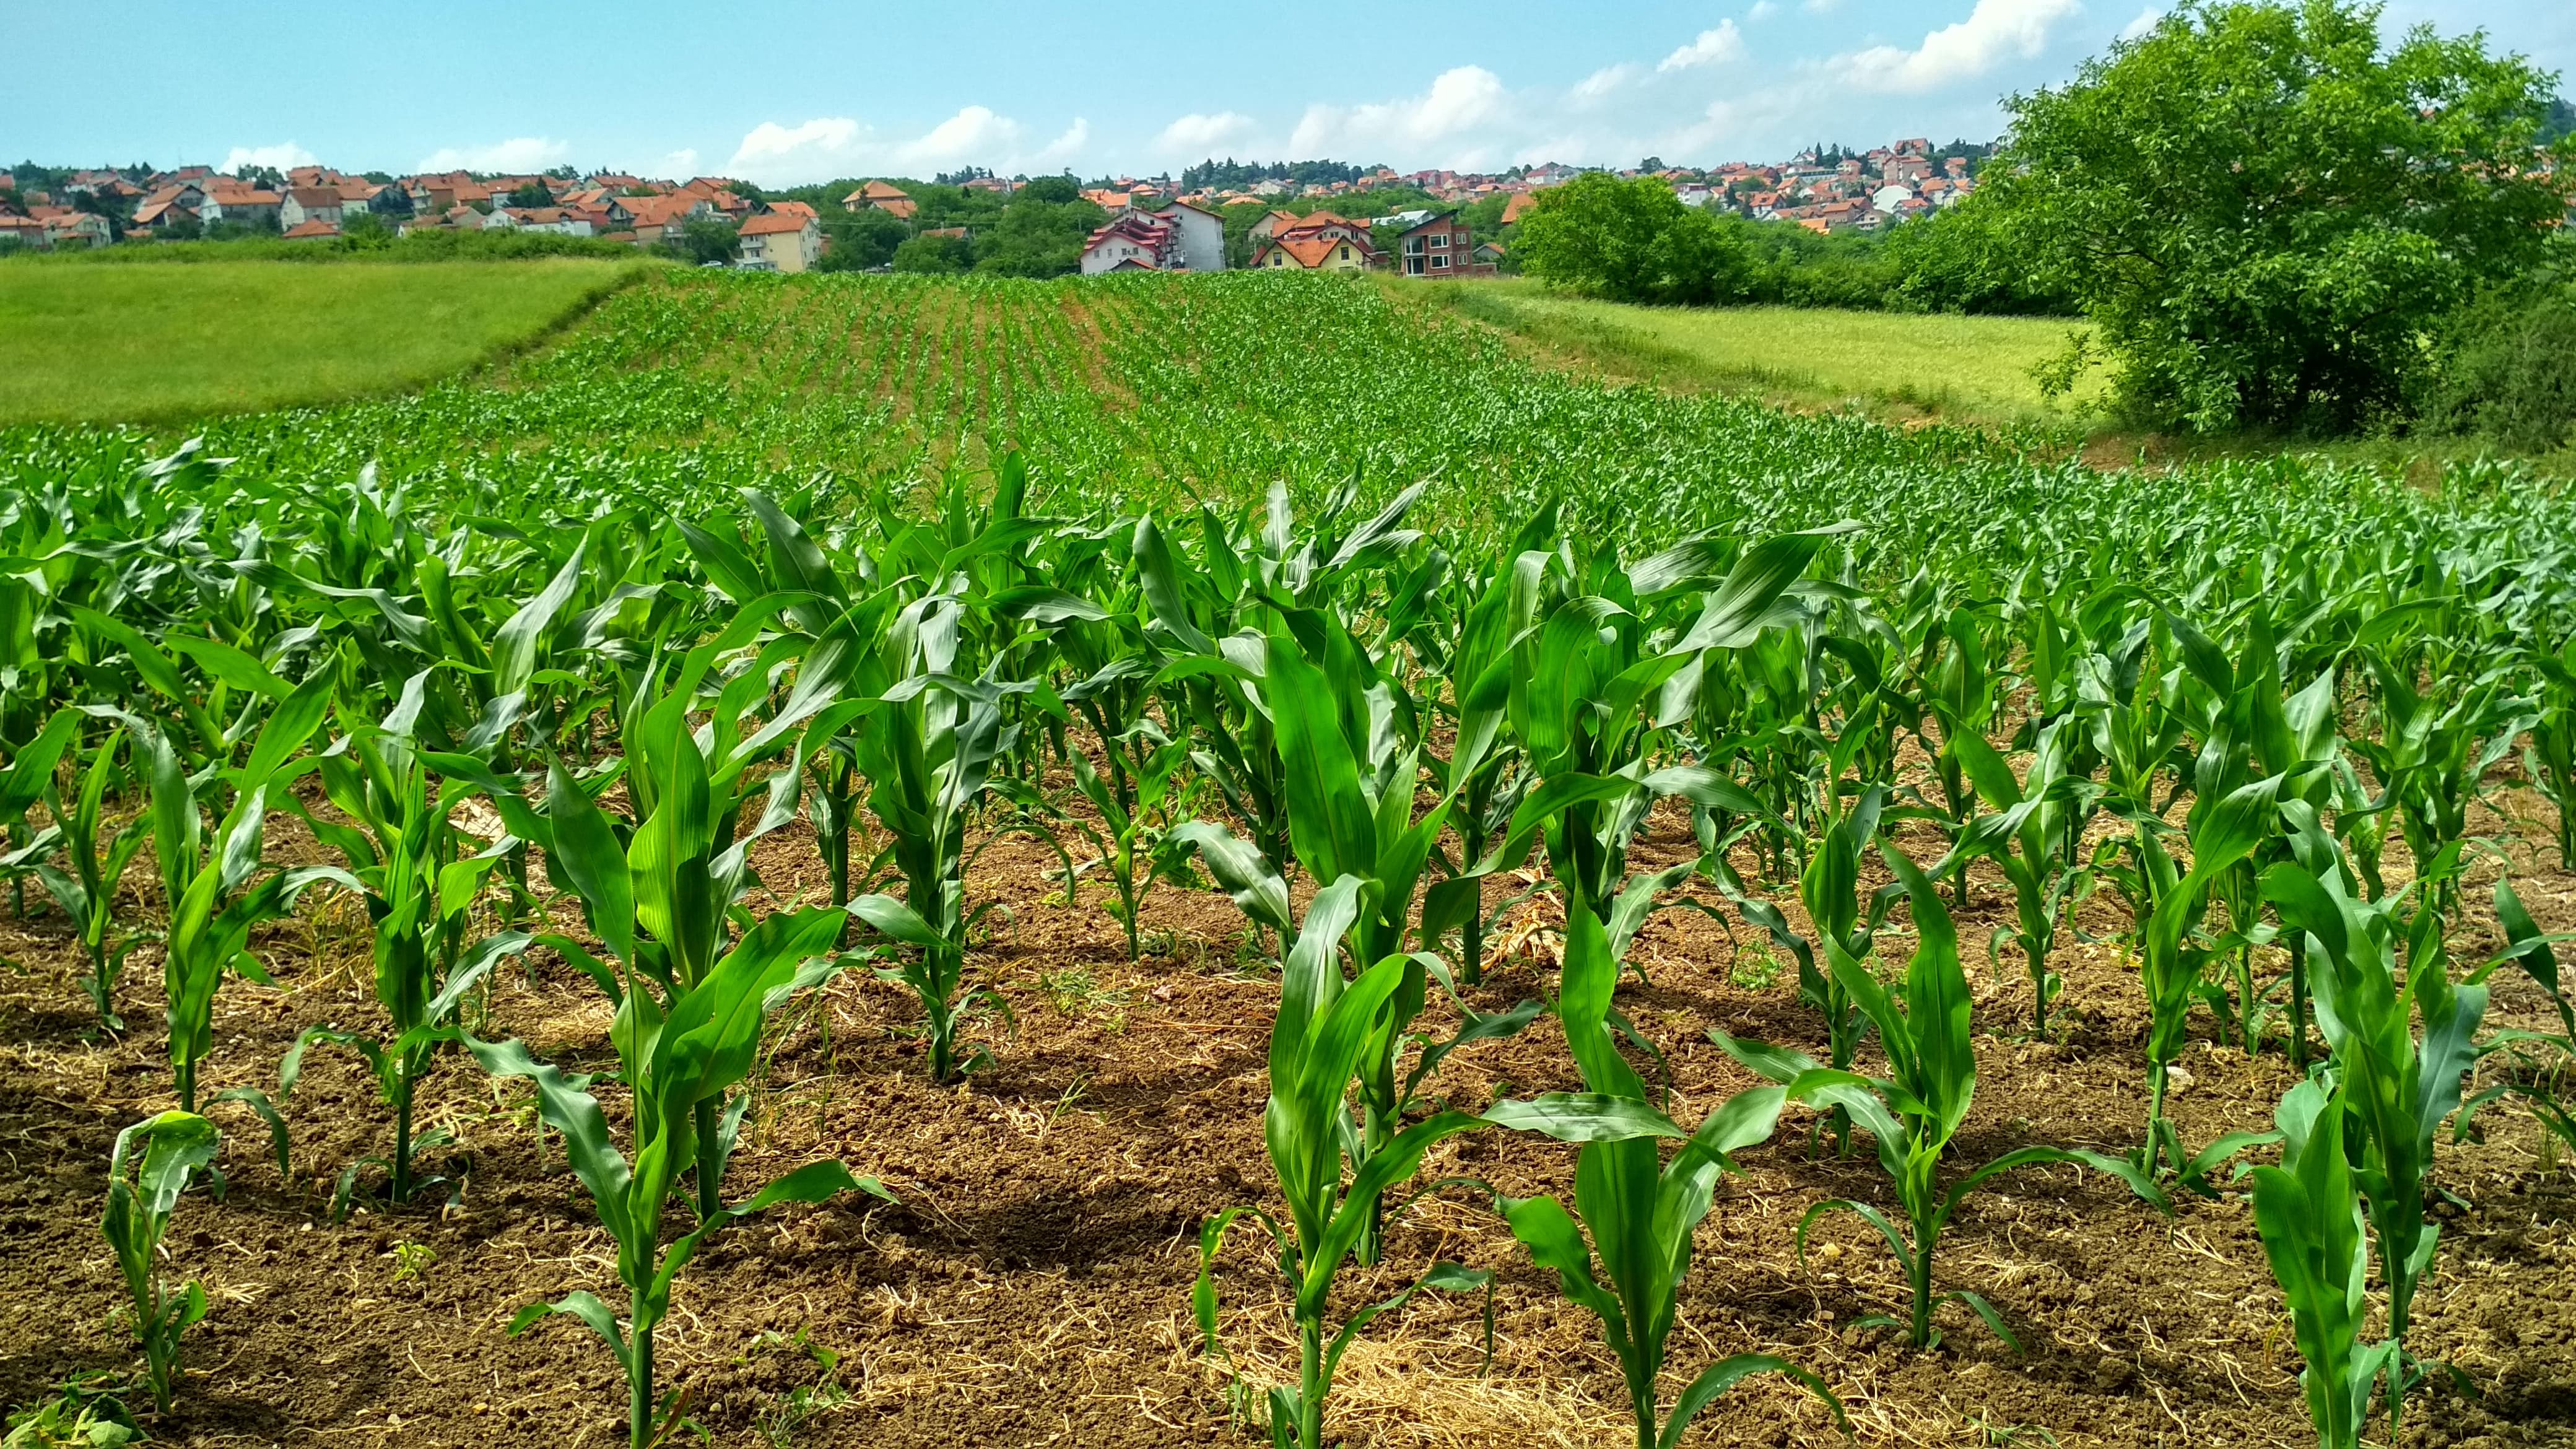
[
  {"x1": 282, "y1": 219, "x2": 341, "y2": 240},
  {"x1": 200, "y1": 186, "x2": 282, "y2": 227},
  {"x1": 1501, "y1": 191, "x2": 1541, "y2": 225},
  {"x1": 738, "y1": 211, "x2": 822, "y2": 272},
  {"x1": 1076, "y1": 199, "x2": 1225, "y2": 274},
  {"x1": 133, "y1": 182, "x2": 204, "y2": 228},
  {"x1": 622, "y1": 193, "x2": 713, "y2": 248},
  {"x1": 1251, "y1": 215, "x2": 1380, "y2": 272},
  {"x1": 1079, "y1": 211, "x2": 1183, "y2": 273},
  {"x1": 842, "y1": 181, "x2": 915, "y2": 219},
  {"x1": 279, "y1": 187, "x2": 345, "y2": 230}
]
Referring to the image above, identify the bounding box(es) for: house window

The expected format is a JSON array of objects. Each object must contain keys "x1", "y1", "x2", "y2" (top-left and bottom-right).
[
  {"x1": 1338, "y1": 245, "x2": 1349, "y2": 260},
  {"x1": 1430, "y1": 255, "x2": 1448, "y2": 269},
  {"x1": 1429, "y1": 233, "x2": 1447, "y2": 249}
]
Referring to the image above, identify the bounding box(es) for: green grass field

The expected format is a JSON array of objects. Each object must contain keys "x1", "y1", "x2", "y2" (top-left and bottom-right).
[
  {"x1": 0, "y1": 259, "x2": 648, "y2": 425},
  {"x1": 1429, "y1": 278, "x2": 2104, "y2": 429}
]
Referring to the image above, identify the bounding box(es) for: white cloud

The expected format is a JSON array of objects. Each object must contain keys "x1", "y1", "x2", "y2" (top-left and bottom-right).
[
  {"x1": 416, "y1": 137, "x2": 572, "y2": 173},
  {"x1": 1840, "y1": 0, "x2": 2081, "y2": 93},
  {"x1": 1570, "y1": 63, "x2": 1640, "y2": 104},
  {"x1": 723, "y1": 106, "x2": 1084, "y2": 185},
  {"x1": 658, "y1": 148, "x2": 700, "y2": 177},
  {"x1": 1289, "y1": 66, "x2": 1510, "y2": 162},
  {"x1": 220, "y1": 141, "x2": 316, "y2": 173},
  {"x1": 1660, "y1": 20, "x2": 1747, "y2": 71},
  {"x1": 1748, "y1": 0, "x2": 1780, "y2": 18},
  {"x1": 2119, "y1": 5, "x2": 2163, "y2": 40},
  {"x1": 1032, "y1": 119, "x2": 1091, "y2": 169},
  {"x1": 1155, "y1": 111, "x2": 1259, "y2": 157}
]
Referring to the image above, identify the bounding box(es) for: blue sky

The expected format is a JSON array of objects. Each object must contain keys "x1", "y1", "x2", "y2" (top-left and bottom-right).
[{"x1": 5, "y1": 2, "x2": 2565, "y2": 184}]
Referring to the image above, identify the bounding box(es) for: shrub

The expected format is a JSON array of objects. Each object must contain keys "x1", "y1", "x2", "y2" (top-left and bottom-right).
[{"x1": 2422, "y1": 275, "x2": 2576, "y2": 451}]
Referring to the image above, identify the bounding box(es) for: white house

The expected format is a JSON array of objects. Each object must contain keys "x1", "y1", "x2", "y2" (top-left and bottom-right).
[
  {"x1": 279, "y1": 187, "x2": 344, "y2": 230},
  {"x1": 1152, "y1": 200, "x2": 1226, "y2": 272},
  {"x1": 485, "y1": 207, "x2": 595, "y2": 237}
]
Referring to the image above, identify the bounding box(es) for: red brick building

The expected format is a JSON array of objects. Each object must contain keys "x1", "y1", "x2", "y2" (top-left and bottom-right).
[{"x1": 1394, "y1": 211, "x2": 1492, "y2": 278}]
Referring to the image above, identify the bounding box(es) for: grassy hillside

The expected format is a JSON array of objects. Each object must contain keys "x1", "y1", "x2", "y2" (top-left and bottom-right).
[
  {"x1": 1426, "y1": 278, "x2": 2102, "y2": 429},
  {"x1": 0, "y1": 258, "x2": 649, "y2": 425}
]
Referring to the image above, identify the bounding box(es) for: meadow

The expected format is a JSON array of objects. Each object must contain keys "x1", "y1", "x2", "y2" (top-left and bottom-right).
[
  {"x1": 1, "y1": 268, "x2": 2572, "y2": 1449},
  {"x1": 1427, "y1": 278, "x2": 2105, "y2": 429},
  {"x1": 0, "y1": 258, "x2": 648, "y2": 425}
]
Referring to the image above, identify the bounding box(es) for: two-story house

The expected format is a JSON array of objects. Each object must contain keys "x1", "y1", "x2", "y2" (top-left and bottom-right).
[{"x1": 1394, "y1": 212, "x2": 1493, "y2": 279}]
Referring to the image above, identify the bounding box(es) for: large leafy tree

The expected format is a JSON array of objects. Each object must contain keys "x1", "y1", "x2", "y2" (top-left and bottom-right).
[
  {"x1": 1516, "y1": 173, "x2": 1756, "y2": 307},
  {"x1": 1982, "y1": 0, "x2": 2564, "y2": 433}
]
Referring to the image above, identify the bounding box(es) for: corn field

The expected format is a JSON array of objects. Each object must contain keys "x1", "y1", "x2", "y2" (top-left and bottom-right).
[{"x1": 2, "y1": 271, "x2": 2573, "y2": 1449}]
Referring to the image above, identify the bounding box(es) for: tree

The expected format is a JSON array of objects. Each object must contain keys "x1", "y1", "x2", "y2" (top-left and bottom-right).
[
  {"x1": 661, "y1": 217, "x2": 739, "y2": 266},
  {"x1": 2546, "y1": 94, "x2": 2575, "y2": 144},
  {"x1": 890, "y1": 233, "x2": 972, "y2": 274},
  {"x1": 816, "y1": 209, "x2": 909, "y2": 271},
  {"x1": 1979, "y1": 0, "x2": 2565, "y2": 433},
  {"x1": 1016, "y1": 174, "x2": 1080, "y2": 206},
  {"x1": 1515, "y1": 173, "x2": 1757, "y2": 306},
  {"x1": 974, "y1": 194, "x2": 1107, "y2": 277},
  {"x1": 508, "y1": 180, "x2": 552, "y2": 209}
]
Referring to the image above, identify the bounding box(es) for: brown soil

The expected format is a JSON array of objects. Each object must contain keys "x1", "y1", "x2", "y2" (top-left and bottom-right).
[{"x1": 4, "y1": 794, "x2": 2574, "y2": 1449}]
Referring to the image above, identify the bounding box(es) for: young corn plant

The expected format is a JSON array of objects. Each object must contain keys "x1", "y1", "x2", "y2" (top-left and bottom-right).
[
  {"x1": 280, "y1": 673, "x2": 533, "y2": 1207},
  {"x1": 1194, "y1": 876, "x2": 1644, "y2": 1449},
  {"x1": 1940, "y1": 718, "x2": 2100, "y2": 1034},
  {"x1": 1495, "y1": 902, "x2": 1845, "y2": 1449},
  {"x1": 471, "y1": 906, "x2": 889, "y2": 1449},
  {"x1": 139, "y1": 677, "x2": 339, "y2": 1113},
  {"x1": 2262, "y1": 849, "x2": 2487, "y2": 1432},
  {"x1": 2249, "y1": 1076, "x2": 2397, "y2": 1449},
  {"x1": 1717, "y1": 850, "x2": 2166, "y2": 1350},
  {"x1": 461, "y1": 632, "x2": 838, "y2": 1217},
  {"x1": 842, "y1": 592, "x2": 1037, "y2": 1084},
  {"x1": 30, "y1": 723, "x2": 152, "y2": 1030},
  {"x1": 2465, "y1": 879, "x2": 2576, "y2": 1159},
  {"x1": 1427, "y1": 515, "x2": 1556, "y2": 985},
  {"x1": 1058, "y1": 724, "x2": 1192, "y2": 962},
  {"x1": 1447, "y1": 527, "x2": 1847, "y2": 962},
  {"x1": 1175, "y1": 606, "x2": 1541, "y2": 1264},
  {"x1": 1712, "y1": 780, "x2": 1904, "y2": 1151},
  {"x1": 2136, "y1": 775, "x2": 2281, "y2": 1180},
  {"x1": 2352, "y1": 651, "x2": 2513, "y2": 917},
  {"x1": 102, "y1": 1111, "x2": 219, "y2": 1414},
  {"x1": 0, "y1": 707, "x2": 78, "y2": 920},
  {"x1": 2523, "y1": 643, "x2": 2576, "y2": 870}
]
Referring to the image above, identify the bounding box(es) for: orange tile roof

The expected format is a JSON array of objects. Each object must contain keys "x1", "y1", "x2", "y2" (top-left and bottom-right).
[
  {"x1": 621, "y1": 194, "x2": 702, "y2": 226},
  {"x1": 1262, "y1": 232, "x2": 1369, "y2": 269},
  {"x1": 739, "y1": 212, "x2": 811, "y2": 236},
  {"x1": 282, "y1": 219, "x2": 340, "y2": 238},
  {"x1": 767, "y1": 200, "x2": 818, "y2": 220}
]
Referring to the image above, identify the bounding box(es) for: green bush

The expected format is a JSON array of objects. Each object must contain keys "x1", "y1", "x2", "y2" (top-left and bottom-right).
[
  {"x1": 1516, "y1": 173, "x2": 1757, "y2": 307},
  {"x1": 2423, "y1": 274, "x2": 2576, "y2": 451}
]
